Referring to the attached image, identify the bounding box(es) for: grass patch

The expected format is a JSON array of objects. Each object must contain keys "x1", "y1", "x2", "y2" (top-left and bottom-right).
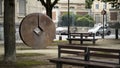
[
  {"x1": 46, "y1": 40, "x2": 68, "y2": 46},
  {"x1": 0, "y1": 53, "x2": 45, "y2": 59},
  {"x1": 16, "y1": 53, "x2": 45, "y2": 57},
  {"x1": 52, "y1": 40, "x2": 68, "y2": 45},
  {"x1": 53, "y1": 40, "x2": 67, "y2": 43},
  {"x1": 16, "y1": 60, "x2": 49, "y2": 66},
  {"x1": 0, "y1": 60, "x2": 49, "y2": 68},
  {"x1": 17, "y1": 47, "x2": 34, "y2": 50},
  {"x1": 0, "y1": 53, "x2": 48, "y2": 68}
]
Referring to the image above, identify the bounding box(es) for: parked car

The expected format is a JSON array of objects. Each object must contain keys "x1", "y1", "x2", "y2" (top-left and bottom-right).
[
  {"x1": 88, "y1": 25, "x2": 111, "y2": 36},
  {"x1": 56, "y1": 27, "x2": 68, "y2": 35}
]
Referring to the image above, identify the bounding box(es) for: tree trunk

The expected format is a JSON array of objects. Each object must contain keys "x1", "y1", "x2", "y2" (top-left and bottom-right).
[
  {"x1": 46, "y1": 0, "x2": 52, "y2": 19},
  {"x1": 38, "y1": 0, "x2": 59, "y2": 19},
  {"x1": 46, "y1": 7, "x2": 52, "y2": 19},
  {"x1": 4, "y1": 0, "x2": 16, "y2": 62}
]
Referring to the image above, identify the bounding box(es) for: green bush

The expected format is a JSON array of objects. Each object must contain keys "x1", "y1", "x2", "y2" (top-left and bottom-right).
[
  {"x1": 76, "y1": 15, "x2": 94, "y2": 27},
  {"x1": 58, "y1": 13, "x2": 75, "y2": 27},
  {"x1": 58, "y1": 14, "x2": 94, "y2": 27}
]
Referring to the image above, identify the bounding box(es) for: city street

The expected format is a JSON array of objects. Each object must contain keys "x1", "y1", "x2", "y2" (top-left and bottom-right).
[
  {"x1": 55, "y1": 28, "x2": 120, "y2": 40},
  {"x1": 54, "y1": 34, "x2": 120, "y2": 41}
]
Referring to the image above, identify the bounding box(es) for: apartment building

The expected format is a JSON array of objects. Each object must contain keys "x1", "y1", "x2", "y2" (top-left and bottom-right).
[
  {"x1": 91, "y1": 0, "x2": 120, "y2": 26},
  {"x1": 53, "y1": 0, "x2": 120, "y2": 27}
]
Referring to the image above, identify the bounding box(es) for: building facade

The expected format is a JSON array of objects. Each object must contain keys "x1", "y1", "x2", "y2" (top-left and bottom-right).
[
  {"x1": 53, "y1": 0, "x2": 120, "y2": 27},
  {"x1": 0, "y1": 0, "x2": 43, "y2": 41},
  {"x1": 91, "y1": 0, "x2": 120, "y2": 26}
]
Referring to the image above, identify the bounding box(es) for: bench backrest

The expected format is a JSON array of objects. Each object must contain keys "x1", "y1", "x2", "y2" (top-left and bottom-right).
[
  {"x1": 69, "y1": 33, "x2": 89, "y2": 36},
  {"x1": 87, "y1": 47, "x2": 120, "y2": 64},
  {"x1": 58, "y1": 45, "x2": 120, "y2": 64},
  {"x1": 69, "y1": 33, "x2": 95, "y2": 37},
  {"x1": 58, "y1": 44, "x2": 87, "y2": 59},
  {"x1": 68, "y1": 33, "x2": 96, "y2": 41}
]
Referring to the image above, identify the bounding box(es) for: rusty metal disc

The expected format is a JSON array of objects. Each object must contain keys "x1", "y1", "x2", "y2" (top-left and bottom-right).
[{"x1": 19, "y1": 13, "x2": 55, "y2": 49}]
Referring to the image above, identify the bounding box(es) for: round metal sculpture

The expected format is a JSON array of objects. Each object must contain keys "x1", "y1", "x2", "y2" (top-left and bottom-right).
[{"x1": 19, "y1": 13, "x2": 55, "y2": 49}]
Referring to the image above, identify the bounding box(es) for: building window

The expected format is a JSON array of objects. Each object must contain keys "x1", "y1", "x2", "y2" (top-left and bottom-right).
[
  {"x1": 18, "y1": 0, "x2": 26, "y2": 16},
  {"x1": 95, "y1": 4, "x2": 99, "y2": 9},
  {"x1": 95, "y1": 14, "x2": 101, "y2": 23},
  {"x1": 103, "y1": 3, "x2": 107, "y2": 9},
  {"x1": 0, "y1": 0, "x2": 2, "y2": 15},
  {"x1": 110, "y1": 12, "x2": 117, "y2": 20},
  {"x1": 0, "y1": 26, "x2": 4, "y2": 40}
]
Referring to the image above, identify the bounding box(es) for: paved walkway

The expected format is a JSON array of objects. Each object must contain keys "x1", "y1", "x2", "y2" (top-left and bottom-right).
[
  {"x1": 0, "y1": 39, "x2": 120, "y2": 56},
  {"x1": 54, "y1": 34, "x2": 120, "y2": 40},
  {"x1": 17, "y1": 47, "x2": 58, "y2": 57},
  {"x1": 0, "y1": 46, "x2": 58, "y2": 57}
]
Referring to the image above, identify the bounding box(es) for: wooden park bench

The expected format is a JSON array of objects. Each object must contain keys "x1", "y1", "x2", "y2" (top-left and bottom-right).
[
  {"x1": 49, "y1": 44, "x2": 120, "y2": 68},
  {"x1": 67, "y1": 33, "x2": 98, "y2": 44}
]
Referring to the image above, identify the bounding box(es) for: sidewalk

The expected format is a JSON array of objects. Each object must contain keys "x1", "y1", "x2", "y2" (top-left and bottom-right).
[
  {"x1": 17, "y1": 46, "x2": 58, "y2": 57},
  {"x1": 0, "y1": 38, "x2": 120, "y2": 56},
  {"x1": 0, "y1": 45, "x2": 58, "y2": 57}
]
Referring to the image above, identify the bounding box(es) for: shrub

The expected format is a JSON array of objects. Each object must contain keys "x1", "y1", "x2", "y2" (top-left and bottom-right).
[{"x1": 58, "y1": 14, "x2": 94, "y2": 27}]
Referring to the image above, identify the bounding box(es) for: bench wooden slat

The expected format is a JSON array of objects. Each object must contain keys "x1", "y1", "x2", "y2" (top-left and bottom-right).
[
  {"x1": 89, "y1": 47, "x2": 120, "y2": 53},
  {"x1": 59, "y1": 45, "x2": 87, "y2": 50},
  {"x1": 59, "y1": 45, "x2": 120, "y2": 52},
  {"x1": 50, "y1": 58, "x2": 120, "y2": 68},
  {"x1": 59, "y1": 45, "x2": 120, "y2": 59},
  {"x1": 49, "y1": 45, "x2": 120, "y2": 68},
  {"x1": 69, "y1": 33, "x2": 92, "y2": 36},
  {"x1": 67, "y1": 38, "x2": 97, "y2": 41},
  {"x1": 67, "y1": 33, "x2": 97, "y2": 44},
  {"x1": 90, "y1": 53, "x2": 119, "y2": 59},
  {"x1": 60, "y1": 50, "x2": 85, "y2": 55}
]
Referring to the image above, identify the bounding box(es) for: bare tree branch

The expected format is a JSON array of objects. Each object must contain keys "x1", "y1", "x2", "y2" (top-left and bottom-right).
[
  {"x1": 51, "y1": 0, "x2": 59, "y2": 8},
  {"x1": 38, "y1": 0, "x2": 59, "y2": 18},
  {"x1": 39, "y1": 0, "x2": 47, "y2": 7}
]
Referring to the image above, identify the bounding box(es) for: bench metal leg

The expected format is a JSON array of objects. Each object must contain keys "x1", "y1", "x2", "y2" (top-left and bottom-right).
[
  {"x1": 69, "y1": 40, "x2": 72, "y2": 44},
  {"x1": 84, "y1": 65, "x2": 88, "y2": 68},
  {"x1": 93, "y1": 40, "x2": 95, "y2": 44},
  {"x1": 56, "y1": 63, "x2": 62, "y2": 68},
  {"x1": 80, "y1": 41, "x2": 83, "y2": 44},
  {"x1": 93, "y1": 34, "x2": 95, "y2": 44}
]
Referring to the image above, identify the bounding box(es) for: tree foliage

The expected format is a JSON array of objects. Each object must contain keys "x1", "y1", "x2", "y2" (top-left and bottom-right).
[
  {"x1": 58, "y1": 13, "x2": 75, "y2": 27},
  {"x1": 86, "y1": 0, "x2": 120, "y2": 9},
  {"x1": 100, "y1": 0, "x2": 120, "y2": 9},
  {"x1": 38, "y1": 0, "x2": 59, "y2": 18},
  {"x1": 58, "y1": 14, "x2": 94, "y2": 27},
  {"x1": 85, "y1": 0, "x2": 94, "y2": 9},
  {"x1": 76, "y1": 15, "x2": 94, "y2": 27}
]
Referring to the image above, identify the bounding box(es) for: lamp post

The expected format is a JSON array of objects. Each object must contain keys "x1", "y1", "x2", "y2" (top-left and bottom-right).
[
  {"x1": 101, "y1": 9, "x2": 106, "y2": 39},
  {"x1": 68, "y1": 0, "x2": 70, "y2": 38}
]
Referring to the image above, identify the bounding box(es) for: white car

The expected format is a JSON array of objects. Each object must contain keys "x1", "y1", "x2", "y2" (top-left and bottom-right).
[
  {"x1": 56, "y1": 27, "x2": 68, "y2": 35},
  {"x1": 88, "y1": 25, "x2": 111, "y2": 36}
]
